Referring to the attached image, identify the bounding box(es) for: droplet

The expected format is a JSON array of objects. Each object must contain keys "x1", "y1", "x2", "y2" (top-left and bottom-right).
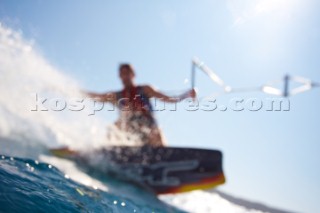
[
  {"x1": 113, "y1": 200, "x2": 118, "y2": 205},
  {"x1": 35, "y1": 160, "x2": 39, "y2": 165},
  {"x1": 10, "y1": 157, "x2": 14, "y2": 161},
  {"x1": 121, "y1": 202, "x2": 126, "y2": 207},
  {"x1": 64, "y1": 174, "x2": 69, "y2": 179},
  {"x1": 48, "y1": 165, "x2": 52, "y2": 169}
]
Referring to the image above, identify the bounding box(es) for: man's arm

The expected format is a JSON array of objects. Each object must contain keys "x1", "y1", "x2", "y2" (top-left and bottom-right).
[
  {"x1": 85, "y1": 91, "x2": 117, "y2": 103},
  {"x1": 143, "y1": 85, "x2": 196, "y2": 103}
]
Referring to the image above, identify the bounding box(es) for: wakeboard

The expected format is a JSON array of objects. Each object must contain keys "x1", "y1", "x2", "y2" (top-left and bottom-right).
[{"x1": 50, "y1": 146, "x2": 225, "y2": 194}]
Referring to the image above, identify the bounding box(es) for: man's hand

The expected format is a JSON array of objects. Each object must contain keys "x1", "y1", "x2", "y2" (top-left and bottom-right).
[
  {"x1": 180, "y1": 89, "x2": 197, "y2": 100},
  {"x1": 189, "y1": 88, "x2": 197, "y2": 99}
]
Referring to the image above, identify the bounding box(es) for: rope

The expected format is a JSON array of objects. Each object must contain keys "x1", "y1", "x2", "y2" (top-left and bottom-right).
[{"x1": 191, "y1": 57, "x2": 319, "y2": 98}]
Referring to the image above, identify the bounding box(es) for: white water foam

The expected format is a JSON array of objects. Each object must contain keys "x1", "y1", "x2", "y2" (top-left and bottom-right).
[
  {"x1": 161, "y1": 191, "x2": 264, "y2": 213},
  {"x1": 0, "y1": 22, "x2": 142, "y2": 157}
]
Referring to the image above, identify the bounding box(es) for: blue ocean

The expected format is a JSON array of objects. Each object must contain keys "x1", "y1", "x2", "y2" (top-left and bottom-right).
[{"x1": 0, "y1": 153, "x2": 184, "y2": 213}]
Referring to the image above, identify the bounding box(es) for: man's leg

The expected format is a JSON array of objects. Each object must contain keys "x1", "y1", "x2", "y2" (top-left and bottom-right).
[{"x1": 148, "y1": 127, "x2": 166, "y2": 147}]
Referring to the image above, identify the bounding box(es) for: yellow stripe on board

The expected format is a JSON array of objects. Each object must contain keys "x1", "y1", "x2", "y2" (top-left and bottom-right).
[{"x1": 161, "y1": 173, "x2": 226, "y2": 194}]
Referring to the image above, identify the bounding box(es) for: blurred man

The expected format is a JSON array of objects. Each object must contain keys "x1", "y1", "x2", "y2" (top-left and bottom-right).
[{"x1": 87, "y1": 64, "x2": 196, "y2": 147}]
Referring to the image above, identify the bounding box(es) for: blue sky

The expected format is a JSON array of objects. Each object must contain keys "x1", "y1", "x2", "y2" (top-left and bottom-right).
[{"x1": 1, "y1": 1, "x2": 319, "y2": 212}]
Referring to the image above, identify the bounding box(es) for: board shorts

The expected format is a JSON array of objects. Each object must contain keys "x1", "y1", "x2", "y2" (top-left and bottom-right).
[{"x1": 117, "y1": 112, "x2": 158, "y2": 145}]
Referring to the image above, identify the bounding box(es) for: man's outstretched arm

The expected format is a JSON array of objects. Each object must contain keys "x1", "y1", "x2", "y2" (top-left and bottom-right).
[
  {"x1": 143, "y1": 85, "x2": 196, "y2": 103},
  {"x1": 85, "y1": 91, "x2": 117, "y2": 103}
]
